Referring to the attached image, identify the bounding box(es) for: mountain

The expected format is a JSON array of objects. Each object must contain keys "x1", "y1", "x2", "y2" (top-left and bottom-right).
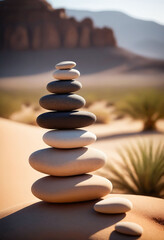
[
  {"x1": 0, "y1": 0, "x2": 116, "y2": 50},
  {"x1": 66, "y1": 9, "x2": 164, "y2": 60}
]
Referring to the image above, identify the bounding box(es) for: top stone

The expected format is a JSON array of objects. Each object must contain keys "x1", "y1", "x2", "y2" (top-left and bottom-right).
[{"x1": 55, "y1": 61, "x2": 76, "y2": 70}]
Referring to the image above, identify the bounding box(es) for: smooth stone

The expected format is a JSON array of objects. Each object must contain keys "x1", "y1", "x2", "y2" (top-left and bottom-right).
[
  {"x1": 37, "y1": 111, "x2": 96, "y2": 129},
  {"x1": 29, "y1": 147, "x2": 106, "y2": 176},
  {"x1": 39, "y1": 94, "x2": 85, "y2": 111},
  {"x1": 31, "y1": 174, "x2": 113, "y2": 203},
  {"x1": 47, "y1": 80, "x2": 82, "y2": 94},
  {"x1": 115, "y1": 222, "x2": 143, "y2": 236},
  {"x1": 94, "y1": 197, "x2": 133, "y2": 214},
  {"x1": 43, "y1": 129, "x2": 96, "y2": 148},
  {"x1": 55, "y1": 61, "x2": 76, "y2": 70},
  {"x1": 53, "y1": 69, "x2": 80, "y2": 80}
]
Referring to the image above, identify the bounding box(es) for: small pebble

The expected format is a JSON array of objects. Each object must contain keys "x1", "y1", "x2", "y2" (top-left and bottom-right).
[
  {"x1": 115, "y1": 222, "x2": 143, "y2": 236},
  {"x1": 94, "y1": 197, "x2": 133, "y2": 214}
]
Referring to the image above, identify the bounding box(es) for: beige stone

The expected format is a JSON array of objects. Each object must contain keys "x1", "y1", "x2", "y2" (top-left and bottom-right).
[
  {"x1": 115, "y1": 222, "x2": 143, "y2": 236},
  {"x1": 32, "y1": 174, "x2": 113, "y2": 203},
  {"x1": 53, "y1": 69, "x2": 80, "y2": 80},
  {"x1": 55, "y1": 61, "x2": 76, "y2": 70},
  {"x1": 94, "y1": 197, "x2": 133, "y2": 214},
  {"x1": 43, "y1": 129, "x2": 96, "y2": 148},
  {"x1": 29, "y1": 147, "x2": 106, "y2": 176}
]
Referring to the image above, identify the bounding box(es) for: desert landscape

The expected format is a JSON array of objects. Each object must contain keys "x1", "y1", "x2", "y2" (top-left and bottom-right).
[{"x1": 0, "y1": 0, "x2": 164, "y2": 240}]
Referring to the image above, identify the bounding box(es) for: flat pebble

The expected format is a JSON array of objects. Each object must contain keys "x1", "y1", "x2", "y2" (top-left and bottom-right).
[
  {"x1": 29, "y1": 147, "x2": 106, "y2": 176},
  {"x1": 39, "y1": 94, "x2": 85, "y2": 111},
  {"x1": 43, "y1": 129, "x2": 96, "y2": 148},
  {"x1": 47, "y1": 80, "x2": 82, "y2": 94},
  {"x1": 55, "y1": 61, "x2": 76, "y2": 70},
  {"x1": 32, "y1": 174, "x2": 113, "y2": 203},
  {"x1": 94, "y1": 197, "x2": 133, "y2": 214},
  {"x1": 53, "y1": 69, "x2": 80, "y2": 80},
  {"x1": 115, "y1": 222, "x2": 143, "y2": 236},
  {"x1": 37, "y1": 111, "x2": 96, "y2": 129}
]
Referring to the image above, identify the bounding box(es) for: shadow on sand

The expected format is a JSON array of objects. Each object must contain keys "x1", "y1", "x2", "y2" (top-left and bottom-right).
[
  {"x1": 109, "y1": 231, "x2": 140, "y2": 240},
  {"x1": 0, "y1": 200, "x2": 127, "y2": 240},
  {"x1": 97, "y1": 130, "x2": 163, "y2": 141}
]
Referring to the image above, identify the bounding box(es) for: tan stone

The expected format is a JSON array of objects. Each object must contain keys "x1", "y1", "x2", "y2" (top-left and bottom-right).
[
  {"x1": 94, "y1": 197, "x2": 133, "y2": 214},
  {"x1": 29, "y1": 147, "x2": 106, "y2": 176},
  {"x1": 115, "y1": 222, "x2": 143, "y2": 236},
  {"x1": 43, "y1": 129, "x2": 96, "y2": 148},
  {"x1": 32, "y1": 174, "x2": 113, "y2": 203}
]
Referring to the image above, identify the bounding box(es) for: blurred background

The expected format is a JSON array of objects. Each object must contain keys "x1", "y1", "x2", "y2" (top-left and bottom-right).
[
  {"x1": 0, "y1": 0, "x2": 164, "y2": 208},
  {"x1": 0, "y1": 0, "x2": 164, "y2": 125}
]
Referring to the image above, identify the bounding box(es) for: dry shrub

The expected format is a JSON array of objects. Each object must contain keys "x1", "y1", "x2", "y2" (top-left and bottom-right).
[
  {"x1": 116, "y1": 90, "x2": 164, "y2": 131},
  {"x1": 10, "y1": 102, "x2": 44, "y2": 125},
  {"x1": 88, "y1": 101, "x2": 111, "y2": 124}
]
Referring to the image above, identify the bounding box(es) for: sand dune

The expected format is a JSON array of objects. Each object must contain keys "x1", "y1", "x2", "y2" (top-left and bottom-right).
[
  {"x1": 1, "y1": 48, "x2": 164, "y2": 77},
  {"x1": 0, "y1": 118, "x2": 164, "y2": 211},
  {"x1": 0, "y1": 118, "x2": 164, "y2": 239},
  {"x1": 0, "y1": 47, "x2": 164, "y2": 90}
]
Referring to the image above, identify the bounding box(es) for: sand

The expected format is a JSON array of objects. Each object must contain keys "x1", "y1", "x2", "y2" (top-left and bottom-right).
[
  {"x1": 0, "y1": 118, "x2": 46, "y2": 211},
  {"x1": 0, "y1": 118, "x2": 164, "y2": 239},
  {"x1": 0, "y1": 117, "x2": 164, "y2": 210},
  {"x1": 0, "y1": 194, "x2": 164, "y2": 240},
  {"x1": 0, "y1": 48, "x2": 164, "y2": 90}
]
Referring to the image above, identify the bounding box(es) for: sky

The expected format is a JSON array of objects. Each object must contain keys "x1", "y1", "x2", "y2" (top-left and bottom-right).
[{"x1": 47, "y1": 0, "x2": 164, "y2": 25}]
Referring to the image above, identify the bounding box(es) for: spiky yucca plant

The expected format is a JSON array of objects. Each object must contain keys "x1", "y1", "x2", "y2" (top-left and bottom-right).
[
  {"x1": 102, "y1": 141, "x2": 164, "y2": 198},
  {"x1": 117, "y1": 91, "x2": 164, "y2": 131}
]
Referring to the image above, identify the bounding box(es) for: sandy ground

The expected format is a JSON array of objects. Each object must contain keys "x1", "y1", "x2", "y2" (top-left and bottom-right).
[
  {"x1": 0, "y1": 118, "x2": 164, "y2": 239},
  {"x1": 0, "y1": 194, "x2": 164, "y2": 240},
  {"x1": 0, "y1": 117, "x2": 164, "y2": 212},
  {"x1": 0, "y1": 48, "x2": 164, "y2": 90},
  {"x1": 1, "y1": 48, "x2": 164, "y2": 240}
]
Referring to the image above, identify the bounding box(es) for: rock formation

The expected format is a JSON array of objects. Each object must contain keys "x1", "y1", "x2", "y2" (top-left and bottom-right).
[
  {"x1": 28, "y1": 61, "x2": 143, "y2": 237},
  {"x1": 29, "y1": 61, "x2": 113, "y2": 203},
  {"x1": 0, "y1": 0, "x2": 117, "y2": 50}
]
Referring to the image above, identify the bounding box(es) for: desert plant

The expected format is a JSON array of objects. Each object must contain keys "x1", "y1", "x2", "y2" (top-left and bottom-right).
[
  {"x1": 10, "y1": 102, "x2": 44, "y2": 125},
  {"x1": 102, "y1": 141, "x2": 164, "y2": 198},
  {"x1": 116, "y1": 91, "x2": 164, "y2": 131},
  {"x1": 88, "y1": 101, "x2": 110, "y2": 124}
]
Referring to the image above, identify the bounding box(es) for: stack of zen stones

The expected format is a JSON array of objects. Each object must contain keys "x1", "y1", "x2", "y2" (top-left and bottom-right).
[
  {"x1": 29, "y1": 61, "x2": 143, "y2": 237},
  {"x1": 29, "y1": 61, "x2": 113, "y2": 203}
]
